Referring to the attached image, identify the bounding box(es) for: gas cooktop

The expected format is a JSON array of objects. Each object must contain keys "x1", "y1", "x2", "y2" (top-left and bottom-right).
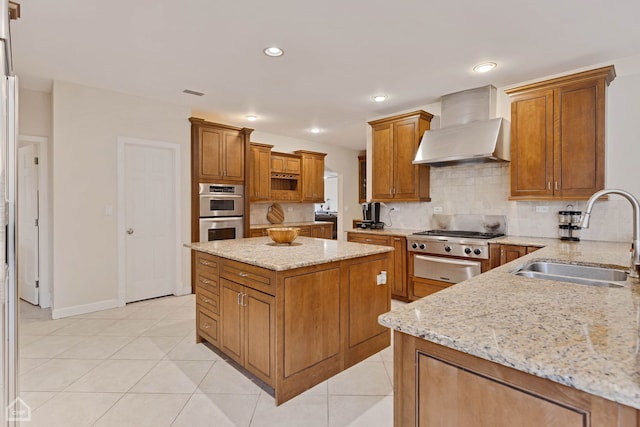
[{"x1": 412, "y1": 230, "x2": 504, "y2": 240}]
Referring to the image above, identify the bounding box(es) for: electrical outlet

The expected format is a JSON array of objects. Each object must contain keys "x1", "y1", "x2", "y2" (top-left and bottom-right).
[
  {"x1": 535, "y1": 206, "x2": 549, "y2": 213},
  {"x1": 392, "y1": 207, "x2": 399, "y2": 212},
  {"x1": 433, "y1": 206, "x2": 443, "y2": 213}
]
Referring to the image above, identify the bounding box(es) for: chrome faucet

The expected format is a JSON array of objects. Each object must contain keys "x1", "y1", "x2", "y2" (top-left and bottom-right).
[{"x1": 579, "y1": 189, "x2": 640, "y2": 279}]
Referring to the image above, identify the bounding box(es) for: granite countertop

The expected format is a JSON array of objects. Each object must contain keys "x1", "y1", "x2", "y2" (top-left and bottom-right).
[
  {"x1": 347, "y1": 227, "x2": 422, "y2": 237},
  {"x1": 379, "y1": 239, "x2": 640, "y2": 409},
  {"x1": 186, "y1": 236, "x2": 393, "y2": 271},
  {"x1": 250, "y1": 221, "x2": 333, "y2": 229}
]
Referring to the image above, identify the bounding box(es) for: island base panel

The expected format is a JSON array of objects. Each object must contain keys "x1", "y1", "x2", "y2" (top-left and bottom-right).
[{"x1": 394, "y1": 331, "x2": 639, "y2": 427}]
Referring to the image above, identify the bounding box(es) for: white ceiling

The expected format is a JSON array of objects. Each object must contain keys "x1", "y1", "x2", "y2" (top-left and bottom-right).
[{"x1": 11, "y1": 0, "x2": 640, "y2": 150}]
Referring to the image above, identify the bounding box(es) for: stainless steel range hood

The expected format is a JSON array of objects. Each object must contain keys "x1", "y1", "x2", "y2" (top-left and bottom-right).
[{"x1": 413, "y1": 85, "x2": 510, "y2": 167}]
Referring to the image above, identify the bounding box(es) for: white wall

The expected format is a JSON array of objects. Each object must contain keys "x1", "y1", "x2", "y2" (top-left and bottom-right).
[
  {"x1": 51, "y1": 81, "x2": 191, "y2": 318},
  {"x1": 366, "y1": 56, "x2": 640, "y2": 242}
]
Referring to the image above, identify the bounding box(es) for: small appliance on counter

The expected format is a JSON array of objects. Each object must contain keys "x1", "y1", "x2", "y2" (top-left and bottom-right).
[
  {"x1": 558, "y1": 204, "x2": 581, "y2": 241},
  {"x1": 356, "y1": 202, "x2": 384, "y2": 229}
]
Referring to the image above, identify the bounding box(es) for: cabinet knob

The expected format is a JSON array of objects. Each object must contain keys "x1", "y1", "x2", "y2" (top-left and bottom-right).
[
  {"x1": 200, "y1": 278, "x2": 212, "y2": 285},
  {"x1": 200, "y1": 260, "x2": 212, "y2": 266},
  {"x1": 200, "y1": 296, "x2": 210, "y2": 303},
  {"x1": 238, "y1": 272, "x2": 249, "y2": 277},
  {"x1": 203, "y1": 322, "x2": 210, "y2": 329}
]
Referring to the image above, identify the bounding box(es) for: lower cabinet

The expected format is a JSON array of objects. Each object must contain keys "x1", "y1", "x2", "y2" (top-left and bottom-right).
[
  {"x1": 395, "y1": 331, "x2": 639, "y2": 427},
  {"x1": 250, "y1": 223, "x2": 333, "y2": 239},
  {"x1": 347, "y1": 232, "x2": 408, "y2": 300},
  {"x1": 490, "y1": 243, "x2": 542, "y2": 269},
  {"x1": 221, "y1": 278, "x2": 275, "y2": 386}
]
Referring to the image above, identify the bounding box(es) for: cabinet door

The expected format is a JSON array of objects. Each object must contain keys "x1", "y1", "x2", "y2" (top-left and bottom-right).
[
  {"x1": 393, "y1": 117, "x2": 421, "y2": 200},
  {"x1": 222, "y1": 131, "x2": 245, "y2": 181},
  {"x1": 220, "y1": 279, "x2": 244, "y2": 365},
  {"x1": 244, "y1": 288, "x2": 275, "y2": 386},
  {"x1": 250, "y1": 145, "x2": 271, "y2": 201},
  {"x1": 358, "y1": 155, "x2": 366, "y2": 203},
  {"x1": 554, "y1": 79, "x2": 605, "y2": 198},
  {"x1": 371, "y1": 123, "x2": 394, "y2": 200},
  {"x1": 510, "y1": 89, "x2": 554, "y2": 198},
  {"x1": 199, "y1": 127, "x2": 224, "y2": 181},
  {"x1": 500, "y1": 244, "x2": 527, "y2": 265},
  {"x1": 299, "y1": 153, "x2": 325, "y2": 202},
  {"x1": 312, "y1": 155, "x2": 325, "y2": 201},
  {"x1": 391, "y1": 237, "x2": 407, "y2": 298}
]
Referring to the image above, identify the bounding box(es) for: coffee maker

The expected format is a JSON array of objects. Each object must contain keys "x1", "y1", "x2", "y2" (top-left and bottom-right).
[{"x1": 358, "y1": 202, "x2": 383, "y2": 229}]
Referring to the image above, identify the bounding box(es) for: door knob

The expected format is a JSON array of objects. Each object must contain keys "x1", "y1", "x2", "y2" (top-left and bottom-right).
[{"x1": 126, "y1": 228, "x2": 134, "y2": 235}]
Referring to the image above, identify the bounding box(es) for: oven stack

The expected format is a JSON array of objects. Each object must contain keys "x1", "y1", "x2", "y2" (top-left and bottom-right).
[{"x1": 199, "y1": 183, "x2": 244, "y2": 242}]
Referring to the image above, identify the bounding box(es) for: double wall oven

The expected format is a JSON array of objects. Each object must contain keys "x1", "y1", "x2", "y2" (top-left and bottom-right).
[
  {"x1": 407, "y1": 229, "x2": 504, "y2": 299},
  {"x1": 199, "y1": 183, "x2": 244, "y2": 242}
]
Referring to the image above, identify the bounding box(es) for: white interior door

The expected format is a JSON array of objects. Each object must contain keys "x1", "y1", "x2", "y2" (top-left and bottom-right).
[
  {"x1": 17, "y1": 143, "x2": 39, "y2": 305},
  {"x1": 124, "y1": 143, "x2": 176, "y2": 303}
]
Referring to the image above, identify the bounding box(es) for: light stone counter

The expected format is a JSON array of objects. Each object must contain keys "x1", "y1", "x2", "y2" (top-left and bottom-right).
[
  {"x1": 379, "y1": 239, "x2": 640, "y2": 409},
  {"x1": 186, "y1": 236, "x2": 393, "y2": 271},
  {"x1": 249, "y1": 221, "x2": 334, "y2": 229}
]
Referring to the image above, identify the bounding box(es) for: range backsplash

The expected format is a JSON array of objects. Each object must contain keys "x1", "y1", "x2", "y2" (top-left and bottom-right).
[
  {"x1": 250, "y1": 203, "x2": 315, "y2": 225},
  {"x1": 380, "y1": 162, "x2": 633, "y2": 243}
]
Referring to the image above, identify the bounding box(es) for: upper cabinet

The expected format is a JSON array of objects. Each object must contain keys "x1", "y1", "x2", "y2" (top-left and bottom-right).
[
  {"x1": 190, "y1": 117, "x2": 253, "y2": 184},
  {"x1": 506, "y1": 66, "x2": 616, "y2": 200},
  {"x1": 368, "y1": 111, "x2": 433, "y2": 202},
  {"x1": 271, "y1": 153, "x2": 301, "y2": 175},
  {"x1": 249, "y1": 143, "x2": 273, "y2": 202},
  {"x1": 295, "y1": 150, "x2": 326, "y2": 203},
  {"x1": 358, "y1": 154, "x2": 366, "y2": 203}
]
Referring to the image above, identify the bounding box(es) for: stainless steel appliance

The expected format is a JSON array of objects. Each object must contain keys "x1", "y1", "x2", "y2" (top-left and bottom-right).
[
  {"x1": 199, "y1": 183, "x2": 244, "y2": 217},
  {"x1": 199, "y1": 183, "x2": 244, "y2": 242},
  {"x1": 357, "y1": 202, "x2": 383, "y2": 229},
  {"x1": 407, "y1": 215, "x2": 506, "y2": 298},
  {"x1": 1, "y1": 0, "x2": 18, "y2": 421}
]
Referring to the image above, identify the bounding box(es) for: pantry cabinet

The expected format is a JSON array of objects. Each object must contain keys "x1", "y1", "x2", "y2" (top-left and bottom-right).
[
  {"x1": 249, "y1": 143, "x2": 273, "y2": 202},
  {"x1": 368, "y1": 110, "x2": 433, "y2": 202},
  {"x1": 295, "y1": 150, "x2": 326, "y2": 202},
  {"x1": 190, "y1": 117, "x2": 253, "y2": 184},
  {"x1": 506, "y1": 66, "x2": 615, "y2": 200}
]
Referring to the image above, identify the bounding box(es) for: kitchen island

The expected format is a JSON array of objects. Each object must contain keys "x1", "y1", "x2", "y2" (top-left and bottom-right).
[
  {"x1": 187, "y1": 236, "x2": 393, "y2": 405},
  {"x1": 379, "y1": 239, "x2": 640, "y2": 426}
]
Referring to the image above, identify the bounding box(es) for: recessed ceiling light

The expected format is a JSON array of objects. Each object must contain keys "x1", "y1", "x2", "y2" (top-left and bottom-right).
[
  {"x1": 311, "y1": 128, "x2": 320, "y2": 134},
  {"x1": 372, "y1": 95, "x2": 387, "y2": 102},
  {"x1": 263, "y1": 47, "x2": 284, "y2": 57},
  {"x1": 246, "y1": 115, "x2": 257, "y2": 122},
  {"x1": 473, "y1": 62, "x2": 497, "y2": 73}
]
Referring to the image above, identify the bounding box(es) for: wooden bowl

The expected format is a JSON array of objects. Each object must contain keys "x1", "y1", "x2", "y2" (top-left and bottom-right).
[{"x1": 267, "y1": 227, "x2": 300, "y2": 244}]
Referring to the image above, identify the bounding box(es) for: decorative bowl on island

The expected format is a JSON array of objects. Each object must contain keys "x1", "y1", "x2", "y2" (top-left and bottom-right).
[{"x1": 267, "y1": 227, "x2": 300, "y2": 244}]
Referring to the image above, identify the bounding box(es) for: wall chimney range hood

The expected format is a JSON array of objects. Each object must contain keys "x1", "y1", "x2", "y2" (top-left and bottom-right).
[{"x1": 413, "y1": 85, "x2": 510, "y2": 167}]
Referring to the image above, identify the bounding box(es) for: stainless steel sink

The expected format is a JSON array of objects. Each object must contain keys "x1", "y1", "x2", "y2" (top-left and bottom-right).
[{"x1": 512, "y1": 261, "x2": 628, "y2": 288}]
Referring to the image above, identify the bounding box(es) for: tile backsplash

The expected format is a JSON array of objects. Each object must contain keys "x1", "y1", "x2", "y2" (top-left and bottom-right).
[
  {"x1": 250, "y1": 203, "x2": 315, "y2": 225},
  {"x1": 382, "y1": 162, "x2": 633, "y2": 243}
]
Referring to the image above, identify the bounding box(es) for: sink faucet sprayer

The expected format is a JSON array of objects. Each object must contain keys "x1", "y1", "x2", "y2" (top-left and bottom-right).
[{"x1": 579, "y1": 188, "x2": 640, "y2": 279}]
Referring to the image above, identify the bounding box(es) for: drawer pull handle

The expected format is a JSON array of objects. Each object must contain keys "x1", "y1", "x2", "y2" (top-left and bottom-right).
[
  {"x1": 200, "y1": 279, "x2": 212, "y2": 285},
  {"x1": 200, "y1": 297, "x2": 210, "y2": 303},
  {"x1": 203, "y1": 322, "x2": 210, "y2": 329},
  {"x1": 200, "y1": 260, "x2": 212, "y2": 266},
  {"x1": 238, "y1": 272, "x2": 249, "y2": 277}
]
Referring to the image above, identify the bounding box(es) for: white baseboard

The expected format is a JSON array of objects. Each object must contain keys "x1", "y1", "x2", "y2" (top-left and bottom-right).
[
  {"x1": 51, "y1": 298, "x2": 120, "y2": 319},
  {"x1": 175, "y1": 284, "x2": 192, "y2": 296}
]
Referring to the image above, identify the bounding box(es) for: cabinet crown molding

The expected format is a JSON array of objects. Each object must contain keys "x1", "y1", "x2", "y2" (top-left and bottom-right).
[
  {"x1": 505, "y1": 65, "x2": 616, "y2": 96},
  {"x1": 189, "y1": 117, "x2": 254, "y2": 134},
  {"x1": 368, "y1": 110, "x2": 433, "y2": 126}
]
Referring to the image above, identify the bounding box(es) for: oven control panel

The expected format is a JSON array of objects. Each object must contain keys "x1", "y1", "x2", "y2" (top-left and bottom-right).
[{"x1": 407, "y1": 239, "x2": 489, "y2": 259}]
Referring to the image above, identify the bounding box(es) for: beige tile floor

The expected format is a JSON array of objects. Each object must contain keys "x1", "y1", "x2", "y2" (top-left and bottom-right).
[{"x1": 18, "y1": 295, "x2": 404, "y2": 426}]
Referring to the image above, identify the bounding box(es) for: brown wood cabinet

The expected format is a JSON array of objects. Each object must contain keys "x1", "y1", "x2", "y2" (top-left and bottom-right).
[
  {"x1": 506, "y1": 66, "x2": 616, "y2": 200},
  {"x1": 394, "y1": 331, "x2": 639, "y2": 427},
  {"x1": 249, "y1": 143, "x2": 273, "y2": 202},
  {"x1": 295, "y1": 150, "x2": 326, "y2": 202},
  {"x1": 368, "y1": 111, "x2": 433, "y2": 202},
  {"x1": 192, "y1": 248, "x2": 391, "y2": 405},
  {"x1": 358, "y1": 154, "x2": 366, "y2": 203},
  {"x1": 271, "y1": 153, "x2": 301, "y2": 174},
  {"x1": 490, "y1": 243, "x2": 541, "y2": 269},
  {"x1": 250, "y1": 224, "x2": 333, "y2": 240},
  {"x1": 347, "y1": 232, "x2": 408, "y2": 300}
]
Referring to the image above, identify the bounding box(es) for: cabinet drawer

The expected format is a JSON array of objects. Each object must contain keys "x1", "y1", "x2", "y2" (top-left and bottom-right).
[
  {"x1": 195, "y1": 252, "x2": 219, "y2": 276},
  {"x1": 347, "y1": 232, "x2": 390, "y2": 246},
  {"x1": 220, "y1": 259, "x2": 274, "y2": 296},
  {"x1": 412, "y1": 278, "x2": 451, "y2": 299},
  {"x1": 194, "y1": 270, "x2": 219, "y2": 295},
  {"x1": 297, "y1": 226, "x2": 311, "y2": 237},
  {"x1": 197, "y1": 308, "x2": 219, "y2": 347},
  {"x1": 196, "y1": 286, "x2": 219, "y2": 314}
]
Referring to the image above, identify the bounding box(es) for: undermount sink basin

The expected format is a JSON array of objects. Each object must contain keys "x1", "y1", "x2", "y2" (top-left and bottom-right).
[{"x1": 512, "y1": 261, "x2": 628, "y2": 288}]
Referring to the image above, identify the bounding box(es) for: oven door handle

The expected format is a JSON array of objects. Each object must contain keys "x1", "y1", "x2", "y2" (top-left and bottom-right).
[
  {"x1": 200, "y1": 217, "x2": 243, "y2": 223},
  {"x1": 199, "y1": 194, "x2": 243, "y2": 199},
  {"x1": 414, "y1": 254, "x2": 481, "y2": 268}
]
